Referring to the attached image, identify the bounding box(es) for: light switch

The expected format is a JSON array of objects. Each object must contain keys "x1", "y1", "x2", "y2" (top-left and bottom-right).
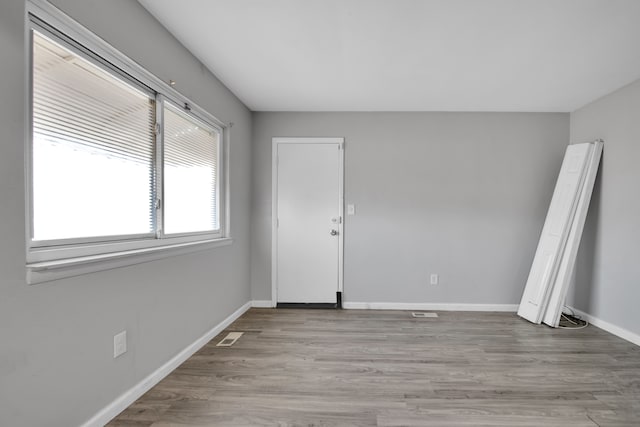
[
  {"x1": 347, "y1": 204, "x2": 355, "y2": 215},
  {"x1": 114, "y1": 330, "x2": 127, "y2": 358}
]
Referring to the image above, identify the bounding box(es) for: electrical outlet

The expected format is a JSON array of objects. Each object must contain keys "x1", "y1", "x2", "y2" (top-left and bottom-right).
[
  {"x1": 430, "y1": 274, "x2": 439, "y2": 285},
  {"x1": 114, "y1": 330, "x2": 127, "y2": 358}
]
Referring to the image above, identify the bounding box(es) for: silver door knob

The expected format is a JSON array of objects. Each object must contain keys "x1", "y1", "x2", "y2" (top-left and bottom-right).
[{"x1": 330, "y1": 229, "x2": 338, "y2": 236}]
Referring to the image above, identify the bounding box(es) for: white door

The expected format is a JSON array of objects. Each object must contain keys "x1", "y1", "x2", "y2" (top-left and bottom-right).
[
  {"x1": 517, "y1": 143, "x2": 591, "y2": 323},
  {"x1": 272, "y1": 138, "x2": 344, "y2": 304}
]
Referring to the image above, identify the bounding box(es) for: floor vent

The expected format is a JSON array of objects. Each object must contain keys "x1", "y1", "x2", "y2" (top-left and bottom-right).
[
  {"x1": 412, "y1": 312, "x2": 438, "y2": 318},
  {"x1": 216, "y1": 332, "x2": 244, "y2": 347}
]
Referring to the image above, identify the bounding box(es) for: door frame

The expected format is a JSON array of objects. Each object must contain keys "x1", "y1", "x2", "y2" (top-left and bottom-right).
[{"x1": 271, "y1": 137, "x2": 345, "y2": 307}]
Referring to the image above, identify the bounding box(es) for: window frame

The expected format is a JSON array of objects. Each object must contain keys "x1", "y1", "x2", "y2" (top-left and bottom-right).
[
  {"x1": 158, "y1": 98, "x2": 224, "y2": 239},
  {"x1": 25, "y1": 0, "x2": 231, "y2": 284}
]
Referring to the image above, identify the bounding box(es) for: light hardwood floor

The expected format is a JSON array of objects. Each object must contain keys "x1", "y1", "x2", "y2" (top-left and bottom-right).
[{"x1": 108, "y1": 309, "x2": 640, "y2": 426}]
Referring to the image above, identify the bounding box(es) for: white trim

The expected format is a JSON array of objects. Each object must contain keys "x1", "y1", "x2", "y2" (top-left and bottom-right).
[
  {"x1": 343, "y1": 302, "x2": 519, "y2": 312},
  {"x1": 223, "y1": 123, "x2": 232, "y2": 238},
  {"x1": 28, "y1": 232, "x2": 228, "y2": 264},
  {"x1": 27, "y1": 238, "x2": 233, "y2": 284},
  {"x1": 271, "y1": 137, "x2": 345, "y2": 306},
  {"x1": 337, "y1": 142, "x2": 345, "y2": 293},
  {"x1": 80, "y1": 301, "x2": 252, "y2": 427},
  {"x1": 271, "y1": 141, "x2": 277, "y2": 307},
  {"x1": 567, "y1": 307, "x2": 640, "y2": 347},
  {"x1": 272, "y1": 137, "x2": 346, "y2": 145},
  {"x1": 251, "y1": 300, "x2": 275, "y2": 308}
]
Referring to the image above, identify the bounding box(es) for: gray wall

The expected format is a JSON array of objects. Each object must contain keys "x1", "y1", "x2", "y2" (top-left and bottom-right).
[
  {"x1": 251, "y1": 112, "x2": 569, "y2": 304},
  {"x1": 0, "y1": 1, "x2": 252, "y2": 426},
  {"x1": 570, "y1": 78, "x2": 640, "y2": 337}
]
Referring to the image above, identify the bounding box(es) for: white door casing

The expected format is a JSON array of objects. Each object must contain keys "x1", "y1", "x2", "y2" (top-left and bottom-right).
[{"x1": 271, "y1": 137, "x2": 344, "y2": 305}]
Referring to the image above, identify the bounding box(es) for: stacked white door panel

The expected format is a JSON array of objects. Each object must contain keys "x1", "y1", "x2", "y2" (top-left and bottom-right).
[
  {"x1": 542, "y1": 140, "x2": 603, "y2": 327},
  {"x1": 517, "y1": 143, "x2": 593, "y2": 324}
]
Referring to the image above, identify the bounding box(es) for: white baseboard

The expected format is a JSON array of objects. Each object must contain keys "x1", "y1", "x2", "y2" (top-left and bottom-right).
[
  {"x1": 251, "y1": 300, "x2": 274, "y2": 308},
  {"x1": 80, "y1": 301, "x2": 252, "y2": 427},
  {"x1": 567, "y1": 307, "x2": 640, "y2": 347},
  {"x1": 343, "y1": 302, "x2": 518, "y2": 312}
]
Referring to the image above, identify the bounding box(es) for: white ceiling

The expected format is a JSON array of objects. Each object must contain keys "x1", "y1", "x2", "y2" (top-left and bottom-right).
[{"x1": 138, "y1": 0, "x2": 640, "y2": 112}]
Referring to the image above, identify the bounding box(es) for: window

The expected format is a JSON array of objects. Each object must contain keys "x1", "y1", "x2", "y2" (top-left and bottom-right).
[
  {"x1": 26, "y1": 2, "x2": 229, "y2": 283},
  {"x1": 32, "y1": 32, "x2": 156, "y2": 242},
  {"x1": 163, "y1": 103, "x2": 220, "y2": 235}
]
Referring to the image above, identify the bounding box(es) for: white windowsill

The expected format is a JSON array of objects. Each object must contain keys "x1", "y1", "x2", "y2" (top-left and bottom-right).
[{"x1": 26, "y1": 237, "x2": 233, "y2": 284}]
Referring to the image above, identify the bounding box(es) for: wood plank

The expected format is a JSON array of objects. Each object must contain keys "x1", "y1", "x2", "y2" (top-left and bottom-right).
[{"x1": 108, "y1": 309, "x2": 640, "y2": 426}]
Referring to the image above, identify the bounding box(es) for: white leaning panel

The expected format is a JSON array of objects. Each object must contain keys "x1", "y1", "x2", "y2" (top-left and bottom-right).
[
  {"x1": 517, "y1": 143, "x2": 592, "y2": 324},
  {"x1": 542, "y1": 140, "x2": 603, "y2": 327}
]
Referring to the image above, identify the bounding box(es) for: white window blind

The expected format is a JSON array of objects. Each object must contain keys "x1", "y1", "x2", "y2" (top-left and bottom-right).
[
  {"x1": 32, "y1": 31, "x2": 156, "y2": 242},
  {"x1": 163, "y1": 104, "x2": 220, "y2": 235}
]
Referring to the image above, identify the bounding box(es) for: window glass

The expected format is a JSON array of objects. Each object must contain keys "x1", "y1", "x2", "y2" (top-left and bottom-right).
[
  {"x1": 32, "y1": 31, "x2": 155, "y2": 241},
  {"x1": 163, "y1": 104, "x2": 219, "y2": 234}
]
